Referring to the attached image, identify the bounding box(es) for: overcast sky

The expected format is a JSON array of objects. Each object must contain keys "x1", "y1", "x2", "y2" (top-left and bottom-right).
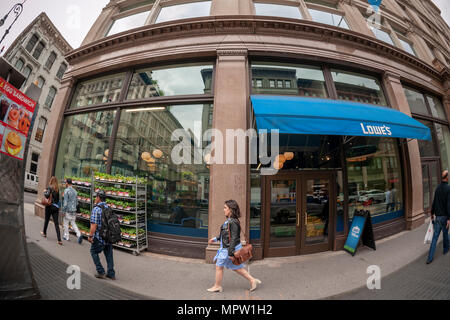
[{"x1": 0, "y1": 0, "x2": 448, "y2": 54}]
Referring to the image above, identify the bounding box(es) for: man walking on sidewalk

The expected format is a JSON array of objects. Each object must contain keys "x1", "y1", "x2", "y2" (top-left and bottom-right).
[
  {"x1": 426, "y1": 170, "x2": 450, "y2": 264},
  {"x1": 88, "y1": 190, "x2": 116, "y2": 280},
  {"x1": 62, "y1": 178, "x2": 82, "y2": 244}
]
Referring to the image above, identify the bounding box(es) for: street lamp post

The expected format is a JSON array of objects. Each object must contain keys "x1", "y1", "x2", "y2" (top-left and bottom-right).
[{"x1": 0, "y1": 3, "x2": 24, "y2": 46}]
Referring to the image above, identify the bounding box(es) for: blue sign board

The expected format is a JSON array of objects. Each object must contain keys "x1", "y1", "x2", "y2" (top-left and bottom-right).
[{"x1": 344, "y1": 215, "x2": 367, "y2": 255}]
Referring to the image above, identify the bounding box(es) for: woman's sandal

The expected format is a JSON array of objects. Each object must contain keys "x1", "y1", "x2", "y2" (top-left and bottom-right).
[{"x1": 250, "y1": 279, "x2": 262, "y2": 292}]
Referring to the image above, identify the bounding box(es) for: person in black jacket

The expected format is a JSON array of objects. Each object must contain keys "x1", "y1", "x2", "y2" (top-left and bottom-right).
[
  {"x1": 207, "y1": 200, "x2": 261, "y2": 293},
  {"x1": 426, "y1": 170, "x2": 450, "y2": 264},
  {"x1": 41, "y1": 176, "x2": 62, "y2": 245}
]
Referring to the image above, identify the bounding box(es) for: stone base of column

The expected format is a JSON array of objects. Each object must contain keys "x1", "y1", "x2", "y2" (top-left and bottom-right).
[
  {"x1": 406, "y1": 210, "x2": 426, "y2": 230},
  {"x1": 34, "y1": 202, "x2": 45, "y2": 219}
]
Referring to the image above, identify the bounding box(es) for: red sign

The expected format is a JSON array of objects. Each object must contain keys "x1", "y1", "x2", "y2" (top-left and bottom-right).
[{"x1": 0, "y1": 77, "x2": 36, "y2": 160}]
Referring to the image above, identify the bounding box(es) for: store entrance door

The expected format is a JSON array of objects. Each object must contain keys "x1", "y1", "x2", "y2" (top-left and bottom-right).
[{"x1": 263, "y1": 171, "x2": 335, "y2": 257}]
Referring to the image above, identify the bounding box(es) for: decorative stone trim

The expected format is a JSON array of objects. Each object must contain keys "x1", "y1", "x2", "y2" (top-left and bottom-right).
[
  {"x1": 65, "y1": 16, "x2": 442, "y2": 80},
  {"x1": 217, "y1": 49, "x2": 248, "y2": 57}
]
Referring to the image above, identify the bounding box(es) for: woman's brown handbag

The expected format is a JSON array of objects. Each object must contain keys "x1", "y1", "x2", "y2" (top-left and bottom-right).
[
  {"x1": 228, "y1": 222, "x2": 253, "y2": 265},
  {"x1": 41, "y1": 190, "x2": 52, "y2": 207}
]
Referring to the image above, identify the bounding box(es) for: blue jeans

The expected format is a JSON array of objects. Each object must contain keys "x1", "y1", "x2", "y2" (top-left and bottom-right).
[
  {"x1": 427, "y1": 215, "x2": 449, "y2": 262},
  {"x1": 90, "y1": 238, "x2": 115, "y2": 277}
]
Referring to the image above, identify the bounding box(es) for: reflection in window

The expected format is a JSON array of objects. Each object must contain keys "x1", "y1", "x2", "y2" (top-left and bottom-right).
[
  {"x1": 251, "y1": 63, "x2": 328, "y2": 98},
  {"x1": 370, "y1": 27, "x2": 394, "y2": 46},
  {"x1": 404, "y1": 86, "x2": 428, "y2": 115},
  {"x1": 70, "y1": 73, "x2": 126, "y2": 109},
  {"x1": 435, "y1": 123, "x2": 450, "y2": 171},
  {"x1": 331, "y1": 69, "x2": 387, "y2": 106},
  {"x1": 107, "y1": 10, "x2": 150, "y2": 36},
  {"x1": 126, "y1": 64, "x2": 213, "y2": 100},
  {"x1": 416, "y1": 119, "x2": 438, "y2": 157},
  {"x1": 250, "y1": 171, "x2": 261, "y2": 239},
  {"x1": 111, "y1": 105, "x2": 213, "y2": 238},
  {"x1": 308, "y1": 9, "x2": 349, "y2": 29},
  {"x1": 54, "y1": 111, "x2": 115, "y2": 179},
  {"x1": 254, "y1": 3, "x2": 303, "y2": 19},
  {"x1": 155, "y1": 1, "x2": 211, "y2": 24},
  {"x1": 345, "y1": 137, "x2": 403, "y2": 224},
  {"x1": 427, "y1": 95, "x2": 446, "y2": 120}
]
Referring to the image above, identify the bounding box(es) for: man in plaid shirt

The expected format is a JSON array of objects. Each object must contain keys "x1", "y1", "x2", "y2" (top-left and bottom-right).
[{"x1": 89, "y1": 190, "x2": 116, "y2": 280}]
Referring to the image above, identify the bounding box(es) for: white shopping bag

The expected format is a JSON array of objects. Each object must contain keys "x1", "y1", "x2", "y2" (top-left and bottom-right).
[{"x1": 424, "y1": 221, "x2": 433, "y2": 244}]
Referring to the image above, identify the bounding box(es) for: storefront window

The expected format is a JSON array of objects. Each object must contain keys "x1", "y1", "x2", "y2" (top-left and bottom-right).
[
  {"x1": 155, "y1": 1, "x2": 211, "y2": 24},
  {"x1": 111, "y1": 104, "x2": 213, "y2": 238},
  {"x1": 69, "y1": 73, "x2": 126, "y2": 109},
  {"x1": 107, "y1": 10, "x2": 150, "y2": 36},
  {"x1": 251, "y1": 63, "x2": 328, "y2": 98},
  {"x1": 427, "y1": 95, "x2": 446, "y2": 120},
  {"x1": 404, "y1": 86, "x2": 428, "y2": 115},
  {"x1": 331, "y1": 69, "x2": 387, "y2": 106},
  {"x1": 250, "y1": 171, "x2": 262, "y2": 240},
  {"x1": 345, "y1": 137, "x2": 403, "y2": 225},
  {"x1": 417, "y1": 119, "x2": 438, "y2": 157},
  {"x1": 308, "y1": 9, "x2": 349, "y2": 29},
  {"x1": 254, "y1": 3, "x2": 303, "y2": 20},
  {"x1": 435, "y1": 123, "x2": 450, "y2": 171},
  {"x1": 126, "y1": 64, "x2": 213, "y2": 100},
  {"x1": 55, "y1": 110, "x2": 115, "y2": 180}
]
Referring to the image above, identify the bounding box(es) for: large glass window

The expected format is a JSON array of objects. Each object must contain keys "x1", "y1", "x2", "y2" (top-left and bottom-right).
[
  {"x1": 435, "y1": 123, "x2": 450, "y2": 171},
  {"x1": 155, "y1": 1, "x2": 212, "y2": 24},
  {"x1": 308, "y1": 9, "x2": 349, "y2": 29},
  {"x1": 107, "y1": 10, "x2": 150, "y2": 36},
  {"x1": 254, "y1": 3, "x2": 303, "y2": 20},
  {"x1": 417, "y1": 119, "x2": 438, "y2": 157},
  {"x1": 251, "y1": 63, "x2": 328, "y2": 98},
  {"x1": 126, "y1": 64, "x2": 213, "y2": 100},
  {"x1": 404, "y1": 86, "x2": 428, "y2": 115},
  {"x1": 398, "y1": 38, "x2": 416, "y2": 56},
  {"x1": 427, "y1": 95, "x2": 447, "y2": 120},
  {"x1": 70, "y1": 73, "x2": 126, "y2": 109},
  {"x1": 250, "y1": 171, "x2": 262, "y2": 240},
  {"x1": 345, "y1": 137, "x2": 403, "y2": 225},
  {"x1": 111, "y1": 104, "x2": 213, "y2": 238},
  {"x1": 331, "y1": 69, "x2": 387, "y2": 106},
  {"x1": 55, "y1": 111, "x2": 115, "y2": 179}
]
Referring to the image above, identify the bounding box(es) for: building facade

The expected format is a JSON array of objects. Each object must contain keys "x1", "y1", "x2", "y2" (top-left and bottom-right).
[
  {"x1": 35, "y1": 0, "x2": 450, "y2": 261},
  {"x1": 3, "y1": 12, "x2": 72, "y2": 179}
]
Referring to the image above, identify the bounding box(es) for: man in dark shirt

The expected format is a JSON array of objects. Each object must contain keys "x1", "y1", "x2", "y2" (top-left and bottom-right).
[{"x1": 426, "y1": 170, "x2": 450, "y2": 264}]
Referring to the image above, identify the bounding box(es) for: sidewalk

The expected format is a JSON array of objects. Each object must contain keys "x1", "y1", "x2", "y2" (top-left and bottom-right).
[{"x1": 24, "y1": 203, "x2": 438, "y2": 300}]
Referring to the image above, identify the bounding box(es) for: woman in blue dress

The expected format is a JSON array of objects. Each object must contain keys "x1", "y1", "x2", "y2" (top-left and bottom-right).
[{"x1": 207, "y1": 200, "x2": 261, "y2": 293}]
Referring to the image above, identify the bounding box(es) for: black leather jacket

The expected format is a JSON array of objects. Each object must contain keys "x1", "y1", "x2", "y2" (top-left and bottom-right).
[{"x1": 216, "y1": 218, "x2": 241, "y2": 257}]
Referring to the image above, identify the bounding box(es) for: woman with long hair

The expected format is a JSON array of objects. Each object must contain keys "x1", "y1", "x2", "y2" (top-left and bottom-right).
[
  {"x1": 41, "y1": 176, "x2": 62, "y2": 245},
  {"x1": 207, "y1": 200, "x2": 261, "y2": 293}
]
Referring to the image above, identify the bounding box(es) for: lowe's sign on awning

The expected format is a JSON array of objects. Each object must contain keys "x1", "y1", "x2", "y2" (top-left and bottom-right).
[{"x1": 251, "y1": 95, "x2": 431, "y2": 141}]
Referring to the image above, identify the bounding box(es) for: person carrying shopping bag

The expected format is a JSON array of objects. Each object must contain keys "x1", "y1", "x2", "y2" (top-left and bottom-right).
[
  {"x1": 41, "y1": 176, "x2": 63, "y2": 245},
  {"x1": 207, "y1": 200, "x2": 261, "y2": 293},
  {"x1": 426, "y1": 170, "x2": 450, "y2": 264},
  {"x1": 62, "y1": 178, "x2": 83, "y2": 244}
]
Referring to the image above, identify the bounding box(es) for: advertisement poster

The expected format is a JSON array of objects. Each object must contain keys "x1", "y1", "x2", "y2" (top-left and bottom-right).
[{"x1": 0, "y1": 77, "x2": 36, "y2": 161}]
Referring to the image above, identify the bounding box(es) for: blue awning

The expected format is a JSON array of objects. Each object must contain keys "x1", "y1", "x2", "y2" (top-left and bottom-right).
[{"x1": 251, "y1": 95, "x2": 431, "y2": 141}]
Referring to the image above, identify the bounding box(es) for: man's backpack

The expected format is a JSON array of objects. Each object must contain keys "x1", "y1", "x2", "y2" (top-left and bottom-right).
[{"x1": 97, "y1": 204, "x2": 121, "y2": 244}]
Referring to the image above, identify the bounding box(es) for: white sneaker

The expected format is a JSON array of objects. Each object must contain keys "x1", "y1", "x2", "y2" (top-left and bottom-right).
[{"x1": 63, "y1": 236, "x2": 70, "y2": 241}]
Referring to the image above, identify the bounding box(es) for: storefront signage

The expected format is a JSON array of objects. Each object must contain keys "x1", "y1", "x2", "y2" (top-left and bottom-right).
[
  {"x1": 360, "y1": 123, "x2": 392, "y2": 137},
  {"x1": 344, "y1": 210, "x2": 376, "y2": 256},
  {"x1": 0, "y1": 77, "x2": 36, "y2": 160}
]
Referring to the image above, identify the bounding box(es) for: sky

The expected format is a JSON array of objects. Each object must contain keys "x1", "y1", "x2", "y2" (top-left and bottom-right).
[{"x1": 0, "y1": 0, "x2": 448, "y2": 54}]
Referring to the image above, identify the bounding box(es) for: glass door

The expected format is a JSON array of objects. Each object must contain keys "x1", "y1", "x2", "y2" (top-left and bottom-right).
[{"x1": 422, "y1": 160, "x2": 441, "y2": 215}]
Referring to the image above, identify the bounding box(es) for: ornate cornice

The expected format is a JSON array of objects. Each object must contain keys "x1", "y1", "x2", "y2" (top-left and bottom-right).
[
  {"x1": 217, "y1": 49, "x2": 248, "y2": 57},
  {"x1": 65, "y1": 16, "x2": 443, "y2": 81}
]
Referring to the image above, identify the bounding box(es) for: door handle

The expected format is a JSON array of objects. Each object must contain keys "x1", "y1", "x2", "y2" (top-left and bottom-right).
[
  {"x1": 297, "y1": 212, "x2": 300, "y2": 227},
  {"x1": 305, "y1": 212, "x2": 308, "y2": 226}
]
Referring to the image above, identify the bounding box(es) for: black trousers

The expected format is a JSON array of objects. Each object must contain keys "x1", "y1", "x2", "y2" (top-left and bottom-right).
[{"x1": 43, "y1": 205, "x2": 61, "y2": 242}]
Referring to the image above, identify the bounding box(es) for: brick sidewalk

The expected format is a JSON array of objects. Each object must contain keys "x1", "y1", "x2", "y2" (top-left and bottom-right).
[{"x1": 28, "y1": 242, "x2": 152, "y2": 300}]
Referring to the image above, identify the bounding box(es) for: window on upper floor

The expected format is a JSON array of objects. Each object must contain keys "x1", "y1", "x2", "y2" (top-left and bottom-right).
[
  {"x1": 32, "y1": 41, "x2": 45, "y2": 60},
  {"x1": 398, "y1": 38, "x2": 416, "y2": 56},
  {"x1": 107, "y1": 10, "x2": 151, "y2": 36},
  {"x1": 25, "y1": 34, "x2": 39, "y2": 53},
  {"x1": 254, "y1": 2, "x2": 303, "y2": 20},
  {"x1": 45, "y1": 86, "x2": 57, "y2": 109},
  {"x1": 155, "y1": 1, "x2": 212, "y2": 24},
  {"x1": 56, "y1": 63, "x2": 68, "y2": 80},
  {"x1": 14, "y1": 58, "x2": 25, "y2": 72},
  {"x1": 45, "y1": 52, "x2": 57, "y2": 70},
  {"x1": 37, "y1": 76, "x2": 46, "y2": 89},
  {"x1": 370, "y1": 26, "x2": 395, "y2": 46},
  {"x1": 21, "y1": 66, "x2": 32, "y2": 90},
  {"x1": 35, "y1": 117, "x2": 47, "y2": 143},
  {"x1": 308, "y1": 8, "x2": 349, "y2": 29}
]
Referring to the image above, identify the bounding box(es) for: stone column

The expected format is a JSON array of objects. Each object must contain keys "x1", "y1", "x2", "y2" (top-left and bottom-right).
[
  {"x1": 383, "y1": 72, "x2": 425, "y2": 229},
  {"x1": 34, "y1": 77, "x2": 75, "y2": 219},
  {"x1": 205, "y1": 49, "x2": 250, "y2": 263}
]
